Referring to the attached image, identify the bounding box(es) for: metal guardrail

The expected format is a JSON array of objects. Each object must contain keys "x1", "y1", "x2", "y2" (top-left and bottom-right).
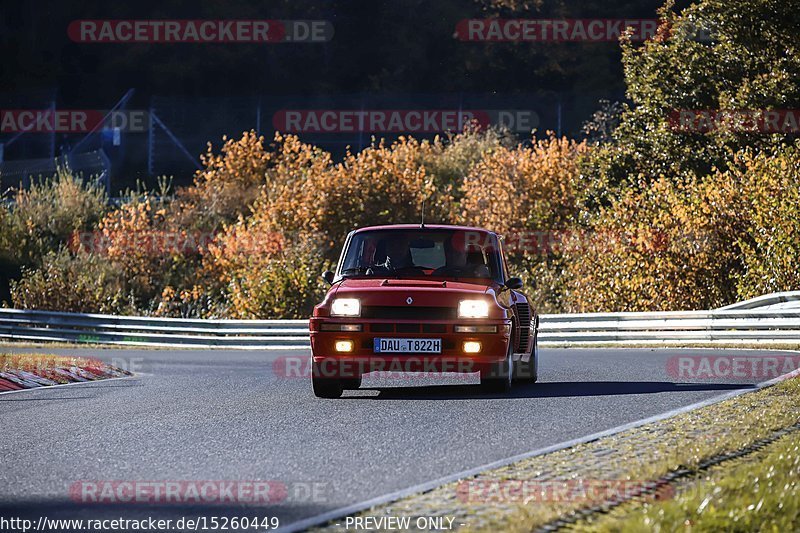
[
  {"x1": 539, "y1": 309, "x2": 800, "y2": 345},
  {"x1": 0, "y1": 309, "x2": 309, "y2": 349},
  {"x1": 717, "y1": 291, "x2": 800, "y2": 311},
  {"x1": 1, "y1": 304, "x2": 800, "y2": 349}
]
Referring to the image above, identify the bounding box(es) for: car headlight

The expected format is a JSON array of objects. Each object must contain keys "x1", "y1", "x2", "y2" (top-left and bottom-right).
[
  {"x1": 331, "y1": 298, "x2": 361, "y2": 317},
  {"x1": 458, "y1": 299, "x2": 490, "y2": 318}
]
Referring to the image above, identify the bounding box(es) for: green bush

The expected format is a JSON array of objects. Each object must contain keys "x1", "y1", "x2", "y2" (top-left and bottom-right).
[
  {"x1": 0, "y1": 168, "x2": 107, "y2": 306},
  {"x1": 563, "y1": 0, "x2": 800, "y2": 311},
  {"x1": 582, "y1": 0, "x2": 800, "y2": 192},
  {"x1": 10, "y1": 249, "x2": 133, "y2": 315},
  {"x1": 562, "y1": 141, "x2": 800, "y2": 312},
  {"x1": 0, "y1": 207, "x2": 17, "y2": 304},
  {"x1": 419, "y1": 126, "x2": 515, "y2": 205},
  {"x1": 731, "y1": 143, "x2": 800, "y2": 298},
  {"x1": 212, "y1": 236, "x2": 333, "y2": 319},
  {"x1": 562, "y1": 175, "x2": 744, "y2": 312},
  {"x1": 8, "y1": 167, "x2": 107, "y2": 267}
]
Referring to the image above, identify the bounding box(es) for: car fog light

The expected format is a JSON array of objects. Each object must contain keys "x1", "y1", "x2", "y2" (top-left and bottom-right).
[
  {"x1": 335, "y1": 340, "x2": 354, "y2": 352},
  {"x1": 463, "y1": 341, "x2": 482, "y2": 353}
]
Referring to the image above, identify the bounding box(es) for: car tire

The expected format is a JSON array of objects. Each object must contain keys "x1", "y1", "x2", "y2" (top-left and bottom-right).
[
  {"x1": 340, "y1": 376, "x2": 362, "y2": 390},
  {"x1": 311, "y1": 361, "x2": 344, "y2": 399},
  {"x1": 514, "y1": 319, "x2": 539, "y2": 383},
  {"x1": 480, "y1": 342, "x2": 513, "y2": 393}
]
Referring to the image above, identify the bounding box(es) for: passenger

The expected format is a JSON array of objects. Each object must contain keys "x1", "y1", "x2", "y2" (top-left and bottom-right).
[
  {"x1": 433, "y1": 239, "x2": 469, "y2": 276},
  {"x1": 465, "y1": 245, "x2": 491, "y2": 278}
]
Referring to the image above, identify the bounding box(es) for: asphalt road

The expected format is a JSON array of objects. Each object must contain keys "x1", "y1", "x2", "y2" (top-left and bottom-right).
[{"x1": 0, "y1": 347, "x2": 782, "y2": 531}]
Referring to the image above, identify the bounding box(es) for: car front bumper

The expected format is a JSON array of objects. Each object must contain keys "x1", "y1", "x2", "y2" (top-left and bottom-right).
[{"x1": 309, "y1": 317, "x2": 511, "y2": 378}]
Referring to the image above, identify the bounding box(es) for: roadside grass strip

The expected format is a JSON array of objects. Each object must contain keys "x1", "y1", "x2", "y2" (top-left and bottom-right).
[
  {"x1": 0, "y1": 353, "x2": 130, "y2": 392},
  {"x1": 310, "y1": 373, "x2": 800, "y2": 532},
  {"x1": 572, "y1": 426, "x2": 800, "y2": 532}
]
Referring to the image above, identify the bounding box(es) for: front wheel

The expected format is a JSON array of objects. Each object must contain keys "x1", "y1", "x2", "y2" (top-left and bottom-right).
[
  {"x1": 311, "y1": 361, "x2": 344, "y2": 398},
  {"x1": 480, "y1": 342, "x2": 513, "y2": 393},
  {"x1": 340, "y1": 376, "x2": 362, "y2": 390},
  {"x1": 514, "y1": 320, "x2": 539, "y2": 383}
]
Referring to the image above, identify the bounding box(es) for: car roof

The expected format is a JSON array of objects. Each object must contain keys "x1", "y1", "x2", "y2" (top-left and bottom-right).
[{"x1": 352, "y1": 224, "x2": 496, "y2": 234}]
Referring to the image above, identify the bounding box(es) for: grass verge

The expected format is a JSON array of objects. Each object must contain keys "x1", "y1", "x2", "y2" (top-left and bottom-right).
[
  {"x1": 576, "y1": 429, "x2": 800, "y2": 532},
  {"x1": 311, "y1": 370, "x2": 800, "y2": 533},
  {"x1": 481, "y1": 377, "x2": 800, "y2": 532}
]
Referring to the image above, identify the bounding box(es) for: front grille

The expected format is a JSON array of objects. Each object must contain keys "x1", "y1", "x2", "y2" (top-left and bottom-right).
[
  {"x1": 514, "y1": 302, "x2": 532, "y2": 352},
  {"x1": 397, "y1": 323, "x2": 421, "y2": 333},
  {"x1": 369, "y1": 323, "x2": 448, "y2": 334},
  {"x1": 361, "y1": 306, "x2": 457, "y2": 320}
]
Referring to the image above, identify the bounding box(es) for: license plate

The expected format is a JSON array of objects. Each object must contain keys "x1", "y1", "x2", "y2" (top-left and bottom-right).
[{"x1": 373, "y1": 338, "x2": 442, "y2": 353}]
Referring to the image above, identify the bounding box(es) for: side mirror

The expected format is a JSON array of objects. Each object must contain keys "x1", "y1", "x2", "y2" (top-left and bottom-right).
[
  {"x1": 321, "y1": 270, "x2": 335, "y2": 285},
  {"x1": 504, "y1": 277, "x2": 523, "y2": 290}
]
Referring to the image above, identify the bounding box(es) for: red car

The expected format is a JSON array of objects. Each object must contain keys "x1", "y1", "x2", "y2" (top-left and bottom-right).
[{"x1": 309, "y1": 224, "x2": 539, "y2": 398}]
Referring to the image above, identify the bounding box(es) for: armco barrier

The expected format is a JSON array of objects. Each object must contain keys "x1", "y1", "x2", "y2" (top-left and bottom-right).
[
  {"x1": 0, "y1": 309, "x2": 309, "y2": 349},
  {"x1": 539, "y1": 309, "x2": 800, "y2": 345},
  {"x1": 1, "y1": 301, "x2": 799, "y2": 349}
]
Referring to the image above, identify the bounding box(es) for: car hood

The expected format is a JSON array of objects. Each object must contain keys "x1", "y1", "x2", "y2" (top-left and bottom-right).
[{"x1": 331, "y1": 277, "x2": 495, "y2": 308}]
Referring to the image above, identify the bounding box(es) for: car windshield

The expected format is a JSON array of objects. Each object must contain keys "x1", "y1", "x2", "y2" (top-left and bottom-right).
[{"x1": 338, "y1": 229, "x2": 504, "y2": 283}]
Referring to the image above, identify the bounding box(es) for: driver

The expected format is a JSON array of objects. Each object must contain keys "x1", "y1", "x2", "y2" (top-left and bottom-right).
[
  {"x1": 373, "y1": 236, "x2": 414, "y2": 271},
  {"x1": 432, "y1": 240, "x2": 490, "y2": 277},
  {"x1": 432, "y1": 239, "x2": 468, "y2": 276}
]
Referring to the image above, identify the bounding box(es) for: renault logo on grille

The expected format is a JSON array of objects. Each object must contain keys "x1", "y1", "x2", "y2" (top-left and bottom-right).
[{"x1": 406, "y1": 297, "x2": 413, "y2": 305}]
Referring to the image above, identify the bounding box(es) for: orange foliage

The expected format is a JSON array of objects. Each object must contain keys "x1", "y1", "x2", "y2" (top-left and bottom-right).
[
  {"x1": 460, "y1": 134, "x2": 588, "y2": 235},
  {"x1": 562, "y1": 175, "x2": 745, "y2": 312},
  {"x1": 171, "y1": 131, "x2": 272, "y2": 231},
  {"x1": 255, "y1": 135, "x2": 456, "y2": 253}
]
